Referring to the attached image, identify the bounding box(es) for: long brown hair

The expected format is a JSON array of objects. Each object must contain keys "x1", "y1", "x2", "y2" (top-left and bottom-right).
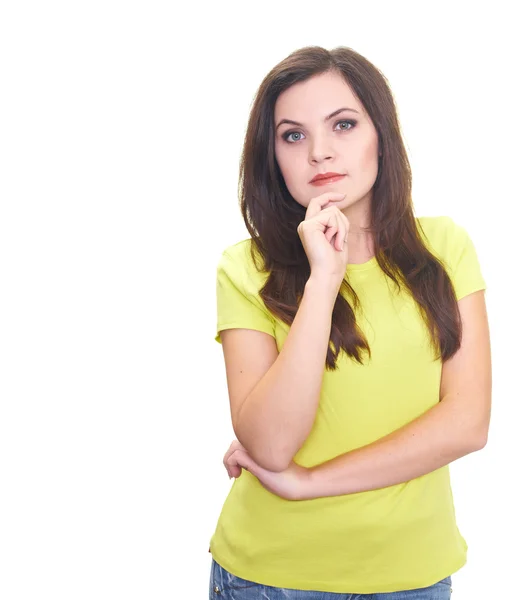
[{"x1": 239, "y1": 46, "x2": 461, "y2": 370}]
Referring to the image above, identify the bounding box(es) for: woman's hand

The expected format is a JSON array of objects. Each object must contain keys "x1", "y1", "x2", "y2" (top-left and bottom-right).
[
  {"x1": 223, "y1": 440, "x2": 246, "y2": 479},
  {"x1": 297, "y1": 192, "x2": 350, "y2": 289},
  {"x1": 223, "y1": 440, "x2": 313, "y2": 501}
]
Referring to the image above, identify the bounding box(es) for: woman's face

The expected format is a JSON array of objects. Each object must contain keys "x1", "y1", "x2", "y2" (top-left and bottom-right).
[{"x1": 274, "y1": 70, "x2": 380, "y2": 214}]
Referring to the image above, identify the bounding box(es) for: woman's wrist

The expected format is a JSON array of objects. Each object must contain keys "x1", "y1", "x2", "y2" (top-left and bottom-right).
[{"x1": 305, "y1": 273, "x2": 342, "y2": 304}]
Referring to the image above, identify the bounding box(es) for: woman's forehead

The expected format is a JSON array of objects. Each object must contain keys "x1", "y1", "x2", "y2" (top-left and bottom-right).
[{"x1": 274, "y1": 73, "x2": 363, "y2": 119}]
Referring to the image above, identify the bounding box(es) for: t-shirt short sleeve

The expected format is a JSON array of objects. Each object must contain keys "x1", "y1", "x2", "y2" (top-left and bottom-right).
[
  {"x1": 447, "y1": 217, "x2": 487, "y2": 300},
  {"x1": 215, "y1": 248, "x2": 276, "y2": 344}
]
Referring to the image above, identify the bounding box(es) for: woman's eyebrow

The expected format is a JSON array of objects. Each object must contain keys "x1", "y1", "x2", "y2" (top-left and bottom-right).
[{"x1": 275, "y1": 107, "x2": 360, "y2": 131}]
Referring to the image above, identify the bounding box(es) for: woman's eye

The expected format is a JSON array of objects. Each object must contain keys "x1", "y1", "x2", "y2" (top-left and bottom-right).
[
  {"x1": 284, "y1": 131, "x2": 304, "y2": 143},
  {"x1": 335, "y1": 119, "x2": 356, "y2": 131}
]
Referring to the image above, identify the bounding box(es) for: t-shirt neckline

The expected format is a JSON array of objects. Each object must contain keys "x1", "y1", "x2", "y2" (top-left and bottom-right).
[{"x1": 346, "y1": 255, "x2": 378, "y2": 272}]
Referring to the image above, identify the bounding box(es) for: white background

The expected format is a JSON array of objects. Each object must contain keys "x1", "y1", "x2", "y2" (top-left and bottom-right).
[{"x1": 1, "y1": 1, "x2": 517, "y2": 598}]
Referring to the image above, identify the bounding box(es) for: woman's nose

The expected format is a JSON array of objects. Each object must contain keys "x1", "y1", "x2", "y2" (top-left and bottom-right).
[
  {"x1": 310, "y1": 152, "x2": 333, "y2": 164},
  {"x1": 309, "y1": 137, "x2": 335, "y2": 164}
]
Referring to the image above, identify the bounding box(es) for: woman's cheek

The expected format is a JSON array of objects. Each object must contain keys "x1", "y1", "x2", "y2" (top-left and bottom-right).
[{"x1": 360, "y1": 140, "x2": 380, "y2": 175}]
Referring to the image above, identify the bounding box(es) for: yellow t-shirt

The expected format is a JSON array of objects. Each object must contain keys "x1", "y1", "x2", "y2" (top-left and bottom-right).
[{"x1": 210, "y1": 215, "x2": 486, "y2": 594}]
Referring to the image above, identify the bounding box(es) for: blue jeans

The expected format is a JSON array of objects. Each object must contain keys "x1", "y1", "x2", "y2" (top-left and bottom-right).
[{"x1": 209, "y1": 559, "x2": 452, "y2": 600}]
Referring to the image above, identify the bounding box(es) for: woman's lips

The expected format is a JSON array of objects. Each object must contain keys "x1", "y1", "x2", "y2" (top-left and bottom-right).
[{"x1": 310, "y1": 174, "x2": 346, "y2": 186}]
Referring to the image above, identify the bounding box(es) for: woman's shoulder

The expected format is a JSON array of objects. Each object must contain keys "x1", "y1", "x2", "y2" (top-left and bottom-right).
[
  {"x1": 218, "y1": 238, "x2": 258, "y2": 270},
  {"x1": 416, "y1": 214, "x2": 457, "y2": 237},
  {"x1": 415, "y1": 215, "x2": 486, "y2": 299},
  {"x1": 415, "y1": 215, "x2": 470, "y2": 258},
  {"x1": 216, "y1": 238, "x2": 268, "y2": 291},
  {"x1": 219, "y1": 237, "x2": 254, "y2": 262}
]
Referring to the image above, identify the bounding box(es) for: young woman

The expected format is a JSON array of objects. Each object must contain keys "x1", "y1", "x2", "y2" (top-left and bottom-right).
[{"x1": 208, "y1": 46, "x2": 491, "y2": 599}]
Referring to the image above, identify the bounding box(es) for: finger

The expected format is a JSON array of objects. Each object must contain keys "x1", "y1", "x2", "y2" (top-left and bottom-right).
[
  {"x1": 229, "y1": 460, "x2": 242, "y2": 478},
  {"x1": 324, "y1": 208, "x2": 348, "y2": 252},
  {"x1": 223, "y1": 442, "x2": 243, "y2": 478},
  {"x1": 225, "y1": 449, "x2": 245, "y2": 479},
  {"x1": 223, "y1": 440, "x2": 241, "y2": 468},
  {"x1": 226, "y1": 451, "x2": 239, "y2": 478},
  {"x1": 324, "y1": 208, "x2": 344, "y2": 243},
  {"x1": 305, "y1": 193, "x2": 346, "y2": 220},
  {"x1": 223, "y1": 448, "x2": 234, "y2": 473},
  {"x1": 335, "y1": 226, "x2": 343, "y2": 251},
  {"x1": 337, "y1": 212, "x2": 350, "y2": 250},
  {"x1": 229, "y1": 466, "x2": 242, "y2": 479},
  {"x1": 335, "y1": 213, "x2": 345, "y2": 251},
  {"x1": 225, "y1": 462, "x2": 242, "y2": 478},
  {"x1": 299, "y1": 205, "x2": 334, "y2": 240},
  {"x1": 230, "y1": 450, "x2": 259, "y2": 479},
  {"x1": 324, "y1": 214, "x2": 339, "y2": 243}
]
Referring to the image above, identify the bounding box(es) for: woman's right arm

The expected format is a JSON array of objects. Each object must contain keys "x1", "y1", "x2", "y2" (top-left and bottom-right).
[
  {"x1": 221, "y1": 274, "x2": 340, "y2": 472},
  {"x1": 220, "y1": 192, "x2": 349, "y2": 472}
]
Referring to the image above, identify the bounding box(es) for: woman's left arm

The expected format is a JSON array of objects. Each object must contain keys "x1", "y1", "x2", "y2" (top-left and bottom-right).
[
  {"x1": 227, "y1": 290, "x2": 492, "y2": 501},
  {"x1": 307, "y1": 290, "x2": 491, "y2": 498}
]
